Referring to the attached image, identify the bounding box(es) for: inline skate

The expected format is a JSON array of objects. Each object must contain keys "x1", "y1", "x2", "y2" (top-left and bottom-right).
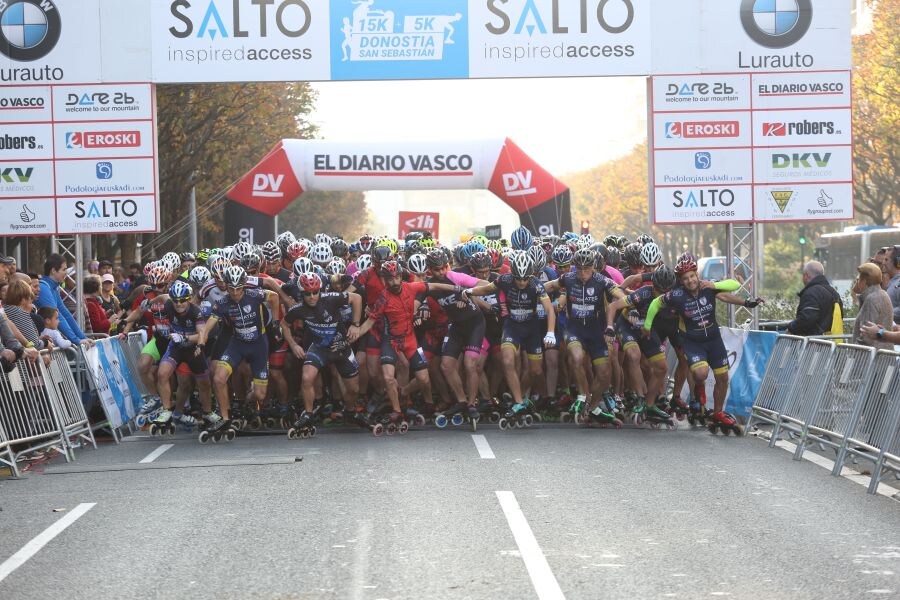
[
  {"x1": 198, "y1": 412, "x2": 236, "y2": 443},
  {"x1": 371, "y1": 410, "x2": 409, "y2": 437},
  {"x1": 643, "y1": 399, "x2": 677, "y2": 430},
  {"x1": 668, "y1": 395, "x2": 690, "y2": 422},
  {"x1": 708, "y1": 411, "x2": 743, "y2": 436},
  {"x1": 498, "y1": 399, "x2": 535, "y2": 430},
  {"x1": 134, "y1": 395, "x2": 161, "y2": 428},
  {"x1": 287, "y1": 410, "x2": 317, "y2": 440},
  {"x1": 687, "y1": 397, "x2": 709, "y2": 427},
  {"x1": 585, "y1": 404, "x2": 623, "y2": 429},
  {"x1": 433, "y1": 402, "x2": 479, "y2": 431},
  {"x1": 149, "y1": 409, "x2": 197, "y2": 436},
  {"x1": 561, "y1": 393, "x2": 587, "y2": 424}
]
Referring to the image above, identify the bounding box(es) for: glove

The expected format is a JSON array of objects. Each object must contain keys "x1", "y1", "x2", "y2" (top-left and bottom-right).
[
  {"x1": 169, "y1": 332, "x2": 184, "y2": 345},
  {"x1": 744, "y1": 297, "x2": 763, "y2": 309},
  {"x1": 627, "y1": 309, "x2": 641, "y2": 326},
  {"x1": 543, "y1": 331, "x2": 556, "y2": 347},
  {"x1": 604, "y1": 326, "x2": 616, "y2": 338},
  {"x1": 330, "y1": 337, "x2": 350, "y2": 353},
  {"x1": 272, "y1": 320, "x2": 284, "y2": 344}
]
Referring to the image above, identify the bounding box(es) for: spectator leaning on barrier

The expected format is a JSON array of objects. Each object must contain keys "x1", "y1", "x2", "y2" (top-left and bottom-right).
[
  {"x1": 852, "y1": 263, "x2": 893, "y2": 351},
  {"x1": 0, "y1": 255, "x2": 13, "y2": 284},
  {"x1": 885, "y1": 245, "x2": 900, "y2": 325},
  {"x1": 786, "y1": 261, "x2": 843, "y2": 337},
  {"x1": 0, "y1": 309, "x2": 38, "y2": 372},
  {"x1": 36, "y1": 253, "x2": 87, "y2": 345},
  {"x1": 3, "y1": 279, "x2": 46, "y2": 350}
]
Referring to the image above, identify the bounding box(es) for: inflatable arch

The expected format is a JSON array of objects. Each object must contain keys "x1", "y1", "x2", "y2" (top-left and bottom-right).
[{"x1": 225, "y1": 138, "x2": 572, "y2": 243}]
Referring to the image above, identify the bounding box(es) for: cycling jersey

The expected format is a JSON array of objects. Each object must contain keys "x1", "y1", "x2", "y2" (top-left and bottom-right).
[
  {"x1": 284, "y1": 292, "x2": 351, "y2": 349},
  {"x1": 557, "y1": 272, "x2": 618, "y2": 324},
  {"x1": 160, "y1": 300, "x2": 209, "y2": 376},
  {"x1": 493, "y1": 273, "x2": 547, "y2": 323},
  {"x1": 211, "y1": 287, "x2": 269, "y2": 342},
  {"x1": 368, "y1": 281, "x2": 429, "y2": 371}
]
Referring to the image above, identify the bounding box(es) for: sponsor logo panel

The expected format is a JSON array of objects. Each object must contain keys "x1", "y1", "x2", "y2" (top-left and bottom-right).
[
  {"x1": 55, "y1": 195, "x2": 156, "y2": 234},
  {"x1": 754, "y1": 108, "x2": 851, "y2": 146},
  {"x1": 398, "y1": 210, "x2": 439, "y2": 239},
  {"x1": 654, "y1": 186, "x2": 753, "y2": 224},
  {"x1": 0, "y1": 122, "x2": 53, "y2": 159},
  {"x1": 54, "y1": 121, "x2": 154, "y2": 158},
  {"x1": 754, "y1": 182, "x2": 853, "y2": 221},
  {"x1": 52, "y1": 84, "x2": 153, "y2": 121},
  {"x1": 0, "y1": 197, "x2": 54, "y2": 235},
  {"x1": 0, "y1": 85, "x2": 52, "y2": 121},
  {"x1": 653, "y1": 148, "x2": 752, "y2": 187},
  {"x1": 54, "y1": 158, "x2": 155, "y2": 196},
  {"x1": 753, "y1": 145, "x2": 852, "y2": 184},
  {"x1": 652, "y1": 74, "x2": 750, "y2": 112},
  {"x1": 653, "y1": 112, "x2": 752, "y2": 149},
  {"x1": 0, "y1": 159, "x2": 54, "y2": 197},
  {"x1": 752, "y1": 70, "x2": 851, "y2": 110}
]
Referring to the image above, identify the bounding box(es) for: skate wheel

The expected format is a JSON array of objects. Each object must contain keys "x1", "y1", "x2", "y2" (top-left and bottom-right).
[
  {"x1": 398, "y1": 421, "x2": 409, "y2": 435},
  {"x1": 732, "y1": 425, "x2": 743, "y2": 436},
  {"x1": 721, "y1": 424, "x2": 730, "y2": 436},
  {"x1": 287, "y1": 428, "x2": 296, "y2": 440},
  {"x1": 666, "y1": 422, "x2": 677, "y2": 431},
  {"x1": 650, "y1": 422, "x2": 661, "y2": 430},
  {"x1": 676, "y1": 413, "x2": 686, "y2": 422},
  {"x1": 687, "y1": 415, "x2": 695, "y2": 426},
  {"x1": 198, "y1": 430, "x2": 210, "y2": 444},
  {"x1": 413, "y1": 415, "x2": 425, "y2": 427},
  {"x1": 489, "y1": 412, "x2": 500, "y2": 424},
  {"x1": 266, "y1": 418, "x2": 277, "y2": 430},
  {"x1": 513, "y1": 419, "x2": 522, "y2": 429},
  {"x1": 614, "y1": 419, "x2": 624, "y2": 429},
  {"x1": 707, "y1": 422, "x2": 718, "y2": 435},
  {"x1": 434, "y1": 414, "x2": 448, "y2": 429},
  {"x1": 451, "y1": 414, "x2": 464, "y2": 427},
  {"x1": 301, "y1": 429, "x2": 311, "y2": 439},
  {"x1": 573, "y1": 413, "x2": 583, "y2": 425},
  {"x1": 533, "y1": 413, "x2": 543, "y2": 423},
  {"x1": 498, "y1": 418, "x2": 508, "y2": 431},
  {"x1": 136, "y1": 414, "x2": 148, "y2": 428},
  {"x1": 167, "y1": 426, "x2": 176, "y2": 436},
  {"x1": 249, "y1": 417, "x2": 262, "y2": 430},
  {"x1": 225, "y1": 429, "x2": 236, "y2": 442},
  {"x1": 149, "y1": 424, "x2": 158, "y2": 436},
  {"x1": 309, "y1": 426, "x2": 317, "y2": 438},
  {"x1": 560, "y1": 413, "x2": 572, "y2": 424},
  {"x1": 386, "y1": 423, "x2": 397, "y2": 436},
  {"x1": 523, "y1": 414, "x2": 534, "y2": 427},
  {"x1": 372, "y1": 423, "x2": 384, "y2": 437},
  {"x1": 632, "y1": 413, "x2": 643, "y2": 427}
]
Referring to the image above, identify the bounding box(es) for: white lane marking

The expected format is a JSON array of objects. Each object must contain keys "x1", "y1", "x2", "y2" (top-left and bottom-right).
[
  {"x1": 496, "y1": 491, "x2": 565, "y2": 600},
  {"x1": 472, "y1": 434, "x2": 495, "y2": 459},
  {"x1": 0, "y1": 503, "x2": 96, "y2": 583},
  {"x1": 139, "y1": 444, "x2": 174, "y2": 464},
  {"x1": 351, "y1": 520, "x2": 372, "y2": 600}
]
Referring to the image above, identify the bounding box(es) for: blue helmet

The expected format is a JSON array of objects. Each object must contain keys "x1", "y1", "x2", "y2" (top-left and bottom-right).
[{"x1": 510, "y1": 226, "x2": 533, "y2": 251}]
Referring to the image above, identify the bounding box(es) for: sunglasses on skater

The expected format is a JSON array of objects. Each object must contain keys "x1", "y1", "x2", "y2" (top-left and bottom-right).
[{"x1": 302, "y1": 290, "x2": 319, "y2": 297}]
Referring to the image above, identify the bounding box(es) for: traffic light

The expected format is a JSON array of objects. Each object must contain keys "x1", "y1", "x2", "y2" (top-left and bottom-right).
[
  {"x1": 580, "y1": 219, "x2": 590, "y2": 234},
  {"x1": 798, "y1": 227, "x2": 807, "y2": 246}
]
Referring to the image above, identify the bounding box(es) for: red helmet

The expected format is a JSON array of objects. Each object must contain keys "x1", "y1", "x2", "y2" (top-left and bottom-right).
[
  {"x1": 380, "y1": 260, "x2": 402, "y2": 278},
  {"x1": 297, "y1": 272, "x2": 321, "y2": 292},
  {"x1": 674, "y1": 254, "x2": 698, "y2": 276},
  {"x1": 286, "y1": 240, "x2": 309, "y2": 261}
]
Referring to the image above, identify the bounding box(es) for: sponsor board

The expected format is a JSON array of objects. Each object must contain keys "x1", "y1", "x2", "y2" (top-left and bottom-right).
[
  {"x1": 754, "y1": 108, "x2": 851, "y2": 147},
  {"x1": 152, "y1": 0, "x2": 330, "y2": 83},
  {"x1": 0, "y1": 197, "x2": 54, "y2": 235},
  {"x1": 0, "y1": 123, "x2": 53, "y2": 159},
  {"x1": 653, "y1": 112, "x2": 751, "y2": 149},
  {"x1": 653, "y1": 186, "x2": 753, "y2": 224},
  {"x1": 53, "y1": 157, "x2": 156, "y2": 196},
  {"x1": 754, "y1": 182, "x2": 853, "y2": 221},
  {"x1": 653, "y1": 148, "x2": 752, "y2": 187},
  {"x1": 468, "y1": 0, "x2": 651, "y2": 78},
  {"x1": 0, "y1": 160, "x2": 54, "y2": 197},
  {"x1": 52, "y1": 84, "x2": 153, "y2": 120},
  {"x1": 752, "y1": 145, "x2": 852, "y2": 184},
  {"x1": 55, "y1": 195, "x2": 156, "y2": 234},
  {"x1": 330, "y1": 0, "x2": 468, "y2": 80},
  {"x1": 651, "y1": 74, "x2": 750, "y2": 112},
  {"x1": 398, "y1": 211, "x2": 439, "y2": 239},
  {"x1": 54, "y1": 121, "x2": 154, "y2": 158},
  {"x1": 0, "y1": 86, "x2": 52, "y2": 121},
  {"x1": 752, "y1": 70, "x2": 851, "y2": 110}
]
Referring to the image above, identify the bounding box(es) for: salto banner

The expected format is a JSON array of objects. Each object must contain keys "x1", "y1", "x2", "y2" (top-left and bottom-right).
[{"x1": 0, "y1": 1, "x2": 850, "y2": 85}]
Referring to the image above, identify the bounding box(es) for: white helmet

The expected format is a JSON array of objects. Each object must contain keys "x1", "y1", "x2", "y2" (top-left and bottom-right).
[
  {"x1": 355, "y1": 254, "x2": 372, "y2": 272},
  {"x1": 292, "y1": 257, "x2": 315, "y2": 277},
  {"x1": 310, "y1": 242, "x2": 333, "y2": 265},
  {"x1": 325, "y1": 257, "x2": 346, "y2": 275},
  {"x1": 509, "y1": 250, "x2": 534, "y2": 279},
  {"x1": 314, "y1": 233, "x2": 333, "y2": 246},
  {"x1": 640, "y1": 242, "x2": 662, "y2": 267},
  {"x1": 407, "y1": 253, "x2": 428, "y2": 275},
  {"x1": 232, "y1": 241, "x2": 253, "y2": 261}
]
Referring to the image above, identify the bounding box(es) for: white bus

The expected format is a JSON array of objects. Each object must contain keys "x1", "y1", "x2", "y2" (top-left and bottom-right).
[{"x1": 814, "y1": 226, "x2": 900, "y2": 295}]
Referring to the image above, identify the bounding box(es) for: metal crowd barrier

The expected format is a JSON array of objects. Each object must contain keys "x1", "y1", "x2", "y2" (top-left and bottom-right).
[
  {"x1": 792, "y1": 344, "x2": 875, "y2": 461},
  {"x1": 0, "y1": 419, "x2": 17, "y2": 478},
  {"x1": 45, "y1": 347, "x2": 98, "y2": 453},
  {"x1": 830, "y1": 350, "x2": 900, "y2": 494},
  {"x1": 768, "y1": 339, "x2": 836, "y2": 448},
  {"x1": 745, "y1": 335, "x2": 806, "y2": 432},
  {"x1": 120, "y1": 331, "x2": 150, "y2": 400}
]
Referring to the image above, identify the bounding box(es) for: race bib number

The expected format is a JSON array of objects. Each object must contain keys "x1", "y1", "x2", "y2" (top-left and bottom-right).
[{"x1": 236, "y1": 326, "x2": 258, "y2": 341}]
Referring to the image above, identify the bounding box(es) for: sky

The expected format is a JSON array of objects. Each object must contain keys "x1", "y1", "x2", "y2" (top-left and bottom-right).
[{"x1": 309, "y1": 77, "x2": 648, "y2": 239}]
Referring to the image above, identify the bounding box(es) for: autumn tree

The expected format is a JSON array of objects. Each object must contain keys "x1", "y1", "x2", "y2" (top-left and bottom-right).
[
  {"x1": 852, "y1": 0, "x2": 899, "y2": 225},
  {"x1": 278, "y1": 190, "x2": 371, "y2": 241}
]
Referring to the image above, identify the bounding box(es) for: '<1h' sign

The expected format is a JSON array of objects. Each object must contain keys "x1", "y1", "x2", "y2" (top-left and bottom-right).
[{"x1": 398, "y1": 211, "x2": 439, "y2": 240}]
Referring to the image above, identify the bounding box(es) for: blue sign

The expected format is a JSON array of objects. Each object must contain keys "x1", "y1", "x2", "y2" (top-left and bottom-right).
[{"x1": 330, "y1": 0, "x2": 469, "y2": 81}]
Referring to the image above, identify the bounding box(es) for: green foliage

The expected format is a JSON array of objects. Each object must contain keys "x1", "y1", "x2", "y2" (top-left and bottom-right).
[
  {"x1": 762, "y1": 237, "x2": 802, "y2": 295},
  {"x1": 278, "y1": 190, "x2": 371, "y2": 241}
]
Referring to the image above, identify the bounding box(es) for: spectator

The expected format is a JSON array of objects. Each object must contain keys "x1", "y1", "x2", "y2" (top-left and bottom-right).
[
  {"x1": 885, "y1": 245, "x2": 900, "y2": 325},
  {"x1": 851, "y1": 263, "x2": 893, "y2": 350},
  {"x1": 59, "y1": 267, "x2": 93, "y2": 337},
  {"x1": 88, "y1": 260, "x2": 99, "y2": 275},
  {"x1": 98, "y1": 259, "x2": 114, "y2": 276},
  {"x1": 0, "y1": 255, "x2": 12, "y2": 284},
  {"x1": 99, "y1": 273, "x2": 123, "y2": 319},
  {"x1": 36, "y1": 253, "x2": 87, "y2": 344},
  {"x1": 786, "y1": 261, "x2": 843, "y2": 336},
  {"x1": 84, "y1": 276, "x2": 117, "y2": 335},
  {"x1": 3, "y1": 279, "x2": 47, "y2": 350},
  {"x1": 0, "y1": 310, "x2": 38, "y2": 372},
  {"x1": 38, "y1": 306, "x2": 72, "y2": 350}
]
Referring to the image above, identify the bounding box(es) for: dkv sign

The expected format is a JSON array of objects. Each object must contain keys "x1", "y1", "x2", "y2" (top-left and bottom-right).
[{"x1": 398, "y1": 211, "x2": 439, "y2": 239}]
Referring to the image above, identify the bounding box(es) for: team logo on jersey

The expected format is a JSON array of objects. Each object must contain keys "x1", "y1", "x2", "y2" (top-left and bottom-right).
[
  {"x1": 586, "y1": 287, "x2": 595, "y2": 296},
  {"x1": 242, "y1": 305, "x2": 252, "y2": 314},
  {"x1": 700, "y1": 297, "x2": 708, "y2": 306}
]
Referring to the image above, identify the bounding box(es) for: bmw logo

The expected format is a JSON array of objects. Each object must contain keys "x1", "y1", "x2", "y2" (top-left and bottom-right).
[
  {"x1": 740, "y1": 0, "x2": 812, "y2": 49},
  {"x1": 0, "y1": 0, "x2": 61, "y2": 62}
]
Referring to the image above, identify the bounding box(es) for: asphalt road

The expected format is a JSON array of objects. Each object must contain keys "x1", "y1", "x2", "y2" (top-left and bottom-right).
[{"x1": 1, "y1": 422, "x2": 898, "y2": 600}]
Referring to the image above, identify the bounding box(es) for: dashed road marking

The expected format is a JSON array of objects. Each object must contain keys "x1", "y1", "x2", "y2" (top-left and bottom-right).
[
  {"x1": 139, "y1": 443, "x2": 173, "y2": 463},
  {"x1": 472, "y1": 434, "x2": 495, "y2": 459}
]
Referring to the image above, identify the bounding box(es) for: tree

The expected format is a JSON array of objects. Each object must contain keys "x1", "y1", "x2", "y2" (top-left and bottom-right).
[
  {"x1": 278, "y1": 190, "x2": 370, "y2": 241},
  {"x1": 852, "y1": 0, "x2": 899, "y2": 224}
]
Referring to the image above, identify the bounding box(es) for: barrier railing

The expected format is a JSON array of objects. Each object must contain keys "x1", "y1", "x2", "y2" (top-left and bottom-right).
[
  {"x1": 830, "y1": 350, "x2": 900, "y2": 494},
  {"x1": 745, "y1": 335, "x2": 806, "y2": 431},
  {"x1": 792, "y1": 344, "x2": 875, "y2": 461},
  {"x1": 0, "y1": 355, "x2": 71, "y2": 466},
  {"x1": 120, "y1": 331, "x2": 150, "y2": 400},
  {"x1": 0, "y1": 418, "x2": 17, "y2": 478},
  {"x1": 45, "y1": 347, "x2": 98, "y2": 453},
  {"x1": 768, "y1": 339, "x2": 836, "y2": 448}
]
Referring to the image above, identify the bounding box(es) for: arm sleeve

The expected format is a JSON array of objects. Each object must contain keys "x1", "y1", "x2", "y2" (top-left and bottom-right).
[
  {"x1": 713, "y1": 279, "x2": 741, "y2": 293},
  {"x1": 38, "y1": 282, "x2": 84, "y2": 342},
  {"x1": 643, "y1": 296, "x2": 664, "y2": 331},
  {"x1": 48, "y1": 329, "x2": 73, "y2": 349},
  {"x1": 445, "y1": 271, "x2": 480, "y2": 287}
]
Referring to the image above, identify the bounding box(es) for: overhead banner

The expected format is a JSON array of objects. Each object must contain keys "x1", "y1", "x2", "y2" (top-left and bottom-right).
[
  {"x1": 650, "y1": 70, "x2": 853, "y2": 225},
  {"x1": 225, "y1": 138, "x2": 572, "y2": 241},
  {"x1": 0, "y1": 1, "x2": 850, "y2": 85}
]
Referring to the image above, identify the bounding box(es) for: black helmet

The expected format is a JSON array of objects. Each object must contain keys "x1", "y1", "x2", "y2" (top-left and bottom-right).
[
  {"x1": 330, "y1": 238, "x2": 349, "y2": 258},
  {"x1": 652, "y1": 265, "x2": 676, "y2": 291},
  {"x1": 623, "y1": 242, "x2": 643, "y2": 267},
  {"x1": 469, "y1": 251, "x2": 491, "y2": 271},
  {"x1": 606, "y1": 246, "x2": 621, "y2": 269},
  {"x1": 572, "y1": 248, "x2": 595, "y2": 267},
  {"x1": 426, "y1": 248, "x2": 448, "y2": 269},
  {"x1": 371, "y1": 245, "x2": 392, "y2": 264}
]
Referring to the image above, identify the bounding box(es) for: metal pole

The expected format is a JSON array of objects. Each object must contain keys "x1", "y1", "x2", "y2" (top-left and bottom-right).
[
  {"x1": 751, "y1": 223, "x2": 759, "y2": 330},
  {"x1": 725, "y1": 224, "x2": 735, "y2": 327},
  {"x1": 189, "y1": 184, "x2": 197, "y2": 251},
  {"x1": 75, "y1": 234, "x2": 85, "y2": 331}
]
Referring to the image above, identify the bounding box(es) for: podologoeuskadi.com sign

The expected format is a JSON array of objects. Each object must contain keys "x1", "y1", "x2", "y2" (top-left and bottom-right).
[{"x1": 142, "y1": 0, "x2": 849, "y2": 82}]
